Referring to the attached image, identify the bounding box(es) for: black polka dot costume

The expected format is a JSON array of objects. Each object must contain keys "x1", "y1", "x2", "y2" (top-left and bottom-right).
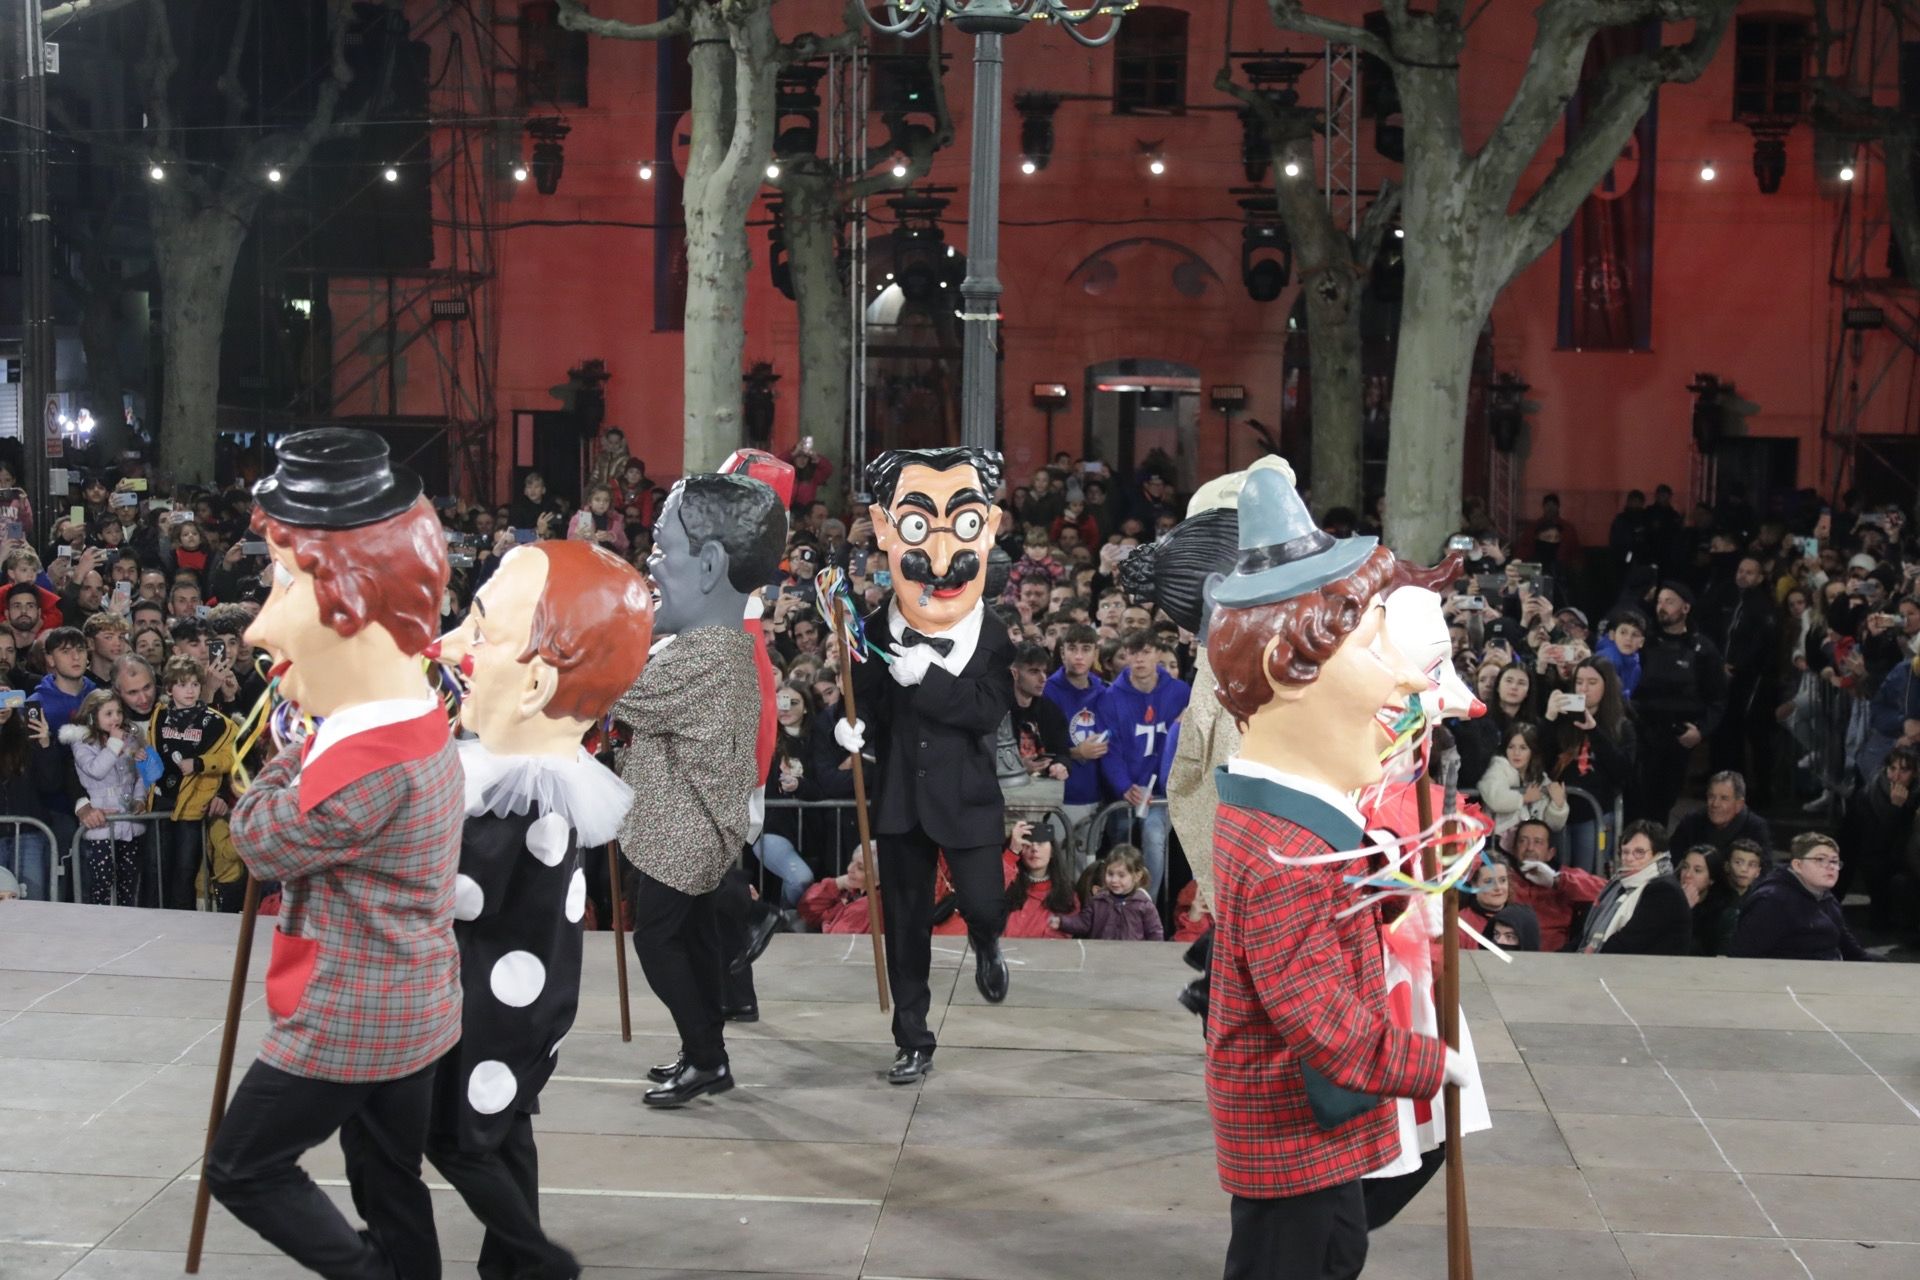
[
  {"x1": 431, "y1": 807, "x2": 584, "y2": 1146},
  {"x1": 425, "y1": 743, "x2": 627, "y2": 1278}
]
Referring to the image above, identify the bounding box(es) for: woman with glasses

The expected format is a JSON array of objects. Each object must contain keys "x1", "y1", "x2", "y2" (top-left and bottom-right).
[
  {"x1": 1577, "y1": 820, "x2": 1692, "y2": 955},
  {"x1": 1730, "y1": 832, "x2": 1882, "y2": 961}
]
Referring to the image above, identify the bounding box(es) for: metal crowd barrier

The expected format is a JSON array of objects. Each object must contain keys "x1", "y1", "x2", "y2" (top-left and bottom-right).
[
  {"x1": 754, "y1": 796, "x2": 1082, "y2": 905},
  {"x1": 66, "y1": 812, "x2": 172, "y2": 908},
  {"x1": 0, "y1": 815, "x2": 60, "y2": 902},
  {"x1": 1085, "y1": 798, "x2": 1174, "y2": 905},
  {"x1": 1460, "y1": 783, "x2": 1615, "y2": 874}
]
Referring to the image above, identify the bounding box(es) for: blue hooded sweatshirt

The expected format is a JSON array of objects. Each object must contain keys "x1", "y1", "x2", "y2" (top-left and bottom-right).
[
  {"x1": 1595, "y1": 636, "x2": 1642, "y2": 699},
  {"x1": 1095, "y1": 667, "x2": 1190, "y2": 800},
  {"x1": 1045, "y1": 667, "x2": 1108, "y2": 805}
]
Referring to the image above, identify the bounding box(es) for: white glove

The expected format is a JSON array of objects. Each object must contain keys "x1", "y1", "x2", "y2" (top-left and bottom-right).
[
  {"x1": 888, "y1": 643, "x2": 937, "y2": 687},
  {"x1": 1520, "y1": 859, "x2": 1559, "y2": 888},
  {"x1": 1419, "y1": 892, "x2": 1445, "y2": 940},
  {"x1": 833, "y1": 717, "x2": 866, "y2": 754},
  {"x1": 1442, "y1": 1046, "x2": 1474, "y2": 1090}
]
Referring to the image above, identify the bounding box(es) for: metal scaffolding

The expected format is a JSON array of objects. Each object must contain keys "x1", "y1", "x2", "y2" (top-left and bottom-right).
[
  {"x1": 1819, "y1": 0, "x2": 1920, "y2": 501},
  {"x1": 1323, "y1": 42, "x2": 1360, "y2": 238},
  {"x1": 277, "y1": 0, "x2": 502, "y2": 500}
]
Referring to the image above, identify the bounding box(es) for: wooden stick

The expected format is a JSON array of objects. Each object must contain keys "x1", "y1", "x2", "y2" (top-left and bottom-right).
[
  {"x1": 186, "y1": 875, "x2": 261, "y2": 1274},
  {"x1": 833, "y1": 597, "x2": 889, "y2": 1012},
  {"x1": 607, "y1": 841, "x2": 632, "y2": 1042},
  {"x1": 1415, "y1": 768, "x2": 1473, "y2": 1280}
]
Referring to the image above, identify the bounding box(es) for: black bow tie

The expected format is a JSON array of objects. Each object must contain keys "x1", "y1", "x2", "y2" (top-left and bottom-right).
[{"x1": 899, "y1": 626, "x2": 954, "y2": 657}]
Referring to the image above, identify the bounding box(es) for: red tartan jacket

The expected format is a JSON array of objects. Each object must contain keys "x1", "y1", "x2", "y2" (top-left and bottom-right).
[
  {"x1": 1206, "y1": 768, "x2": 1449, "y2": 1198},
  {"x1": 231, "y1": 712, "x2": 464, "y2": 1084}
]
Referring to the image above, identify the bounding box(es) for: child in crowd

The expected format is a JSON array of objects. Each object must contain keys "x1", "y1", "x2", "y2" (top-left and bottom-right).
[
  {"x1": 62, "y1": 688, "x2": 151, "y2": 906},
  {"x1": 797, "y1": 847, "x2": 873, "y2": 935},
  {"x1": 149, "y1": 656, "x2": 237, "y2": 911},
  {"x1": 1095, "y1": 630, "x2": 1190, "y2": 894},
  {"x1": 1052, "y1": 846, "x2": 1164, "y2": 941},
  {"x1": 1002, "y1": 818, "x2": 1078, "y2": 939}
]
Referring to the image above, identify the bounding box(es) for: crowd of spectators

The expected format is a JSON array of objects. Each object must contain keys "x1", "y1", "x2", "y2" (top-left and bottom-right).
[{"x1": 2, "y1": 431, "x2": 1901, "y2": 964}]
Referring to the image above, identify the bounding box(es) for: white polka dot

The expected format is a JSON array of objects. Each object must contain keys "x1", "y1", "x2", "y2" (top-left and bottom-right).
[
  {"x1": 490, "y1": 951, "x2": 546, "y2": 1007},
  {"x1": 564, "y1": 868, "x2": 586, "y2": 923},
  {"x1": 526, "y1": 813, "x2": 570, "y2": 866},
  {"x1": 549, "y1": 1032, "x2": 567, "y2": 1058},
  {"x1": 452, "y1": 874, "x2": 484, "y2": 921},
  {"x1": 467, "y1": 1060, "x2": 517, "y2": 1114}
]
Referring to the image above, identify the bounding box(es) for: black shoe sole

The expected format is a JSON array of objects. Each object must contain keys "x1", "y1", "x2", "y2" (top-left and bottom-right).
[
  {"x1": 643, "y1": 1074, "x2": 736, "y2": 1108},
  {"x1": 724, "y1": 1007, "x2": 760, "y2": 1023},
  {"x1": 730, "y1": 914, "x2": 780, "y2": 975},
  {"x1": 887, "y1": 1064, "x2": 933, "y2": 1085},
  {"x1": 647, "y1": 1061, "x2": 684, "y2": 1084}
]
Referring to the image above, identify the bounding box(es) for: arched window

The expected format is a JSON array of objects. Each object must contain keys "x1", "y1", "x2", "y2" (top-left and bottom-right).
[{"x1": 1113, "y1": 7, "x2": 1187, "y2": 116}]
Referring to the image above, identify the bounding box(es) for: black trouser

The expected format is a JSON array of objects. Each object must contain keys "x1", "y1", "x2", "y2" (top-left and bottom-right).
[
  {"x1": 877, "y1": 826, "x2": 1006, "y2": 1055},
  {"x1": 1361, "y1": 1145, "x2": 1446, "y2": 1229},
  {"x1": 710, "y1": 864, "x2": 758, "y2": 1010},
  {"x1": 425, "y1": 1110, "x2": 577, "y2": 1280},
  {"x1": 629, "y1": 869, "x2": 727, "y2": 1070},
  {"x1": 1224, "y1": 1181, "x2": 1368, "y2": 1280},
  {"x1": 1711, "y1": 675, "x2": 1778, "y2": 807},
  {"x1": 158, "y1": 817, "x2": 206, "y2": 911},
  {"x1": 205, "y1": 1058, "x2": 441, "y2": 1280},
  {"x1": 1635, "y1": 721, "x2": 1692, "y2": 826}
]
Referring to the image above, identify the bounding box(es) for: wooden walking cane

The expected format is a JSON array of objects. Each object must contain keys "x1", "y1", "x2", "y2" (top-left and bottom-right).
[
  {"x1": 1415, "y1": 727, "x2": 1473, "y2": 1280},
  {"x1": 831, "y1": 594, "x2": 890, "y2": 1012},
  {"x1": 608, "y1": 841, "x2": 633, "y2": 1041},
  {"x1": 186, "y1": 874, "x2": 262, "y2": 1274}
]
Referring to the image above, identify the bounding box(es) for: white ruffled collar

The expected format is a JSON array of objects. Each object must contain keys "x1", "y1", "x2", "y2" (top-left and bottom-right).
[{"x1": 457, "y1": 737, "x2": 632, "y2": 848}]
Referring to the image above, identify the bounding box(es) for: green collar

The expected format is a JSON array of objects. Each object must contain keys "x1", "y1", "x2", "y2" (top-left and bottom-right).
[{"x1": 1214, "y1": 766, "x2": 1364, "y2": 852}]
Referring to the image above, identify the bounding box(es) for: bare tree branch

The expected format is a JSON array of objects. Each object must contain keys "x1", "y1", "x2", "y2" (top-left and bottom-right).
[
  {"x1": 216, "y1": 0, "x2": 257, "y2": 126},
  {"x1": 779, "y1": 0, "x2": 864, "y2": 66},
  {"x1": 847, "y1": 21, "x2": 952, "y2": 199},
  {"x1": 1355, "y1": 178, "x2": 1401, "y2": 268},
  {"x1": 556, "y1": 0, "x2": 689, "y2": 41},
  {"x1": 1499, "y1": 3, "x2": 1732, "y2": 280},
  {"x1": 1265, "y1": 0, "x2": 1394, "y2": 62}
]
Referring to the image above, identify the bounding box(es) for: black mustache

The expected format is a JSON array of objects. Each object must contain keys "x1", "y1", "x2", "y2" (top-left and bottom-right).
[{"x1": 899, "y1": 549, "x2": 981, "y2": 591}]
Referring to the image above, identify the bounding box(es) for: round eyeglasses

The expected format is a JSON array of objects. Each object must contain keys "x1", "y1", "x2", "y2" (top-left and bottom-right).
[{"x1": 882, "y1": 506, "x2": 987, "y2": 547}]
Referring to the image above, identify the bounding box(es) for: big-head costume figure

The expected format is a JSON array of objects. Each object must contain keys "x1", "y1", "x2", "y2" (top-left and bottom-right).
[
  {"x1": 425, "y1": 540, "x2": 653, "y2": 1278},
  {"x1": 208, "y1": 428, "x2": 463, "y2": 1280},
  {"x1": 610, "y1": 473, "x2": 783, "y2": 1107},
  {"x1": 1205, "y1": 468, "x2": 1464, "y2": 1280},
  {"x1": 841, "y1": 446, "x2": 1015, "y2": 1085}
]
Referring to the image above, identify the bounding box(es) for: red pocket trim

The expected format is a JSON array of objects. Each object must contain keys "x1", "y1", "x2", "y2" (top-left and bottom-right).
[{"x1": 265, "y1": 929, "x2": 319, "y2": 1020}]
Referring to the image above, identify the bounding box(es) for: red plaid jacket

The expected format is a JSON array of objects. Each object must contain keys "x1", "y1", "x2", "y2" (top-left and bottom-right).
[
  {"x1": 1207, "y1": 768, "x2": 1448, "y2": 1198},
  {"x1": 231, "y1": 713, "x2": 464, "y2": 1084}
]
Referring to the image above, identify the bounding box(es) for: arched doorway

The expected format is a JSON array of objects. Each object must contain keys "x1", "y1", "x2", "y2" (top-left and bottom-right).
[{"x1": 1083, "y1": 358, "x2": 1201, "y2": 490}]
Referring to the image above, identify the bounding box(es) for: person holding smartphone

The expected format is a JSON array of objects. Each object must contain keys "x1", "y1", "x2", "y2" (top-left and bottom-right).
[{"x1": 1547, "y1": 658, "x2": 1637, "y2": 874}]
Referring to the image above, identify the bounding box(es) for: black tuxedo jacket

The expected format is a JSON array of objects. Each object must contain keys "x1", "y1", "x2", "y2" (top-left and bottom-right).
[{"x1": 851, "y1": 601, "x2": 1014, "y2": 851}]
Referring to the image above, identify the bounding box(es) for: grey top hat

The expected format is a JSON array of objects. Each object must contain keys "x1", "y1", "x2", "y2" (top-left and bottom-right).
[
  {"x1": 1211, "y1": 467, "x2": 1378, "y2": 608},
  {"x1": 252, "y1": 428, "x2": 423, "y2": 530}
]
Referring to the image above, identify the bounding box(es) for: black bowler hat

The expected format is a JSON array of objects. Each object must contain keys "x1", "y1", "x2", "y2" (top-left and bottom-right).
[{"x1": 252, "y1": 428, "x2": 422, "y2": 529}]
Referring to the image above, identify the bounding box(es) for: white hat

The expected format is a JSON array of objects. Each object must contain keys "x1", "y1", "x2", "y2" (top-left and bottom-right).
[{"x1": 1186, "y1": 454, "x2": 1297, "y2": 518}]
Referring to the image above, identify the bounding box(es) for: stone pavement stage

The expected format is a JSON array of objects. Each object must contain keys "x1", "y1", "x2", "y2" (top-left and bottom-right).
[{"x1": 2, "y1": 901, "x2": 1917, "y2": 1280}]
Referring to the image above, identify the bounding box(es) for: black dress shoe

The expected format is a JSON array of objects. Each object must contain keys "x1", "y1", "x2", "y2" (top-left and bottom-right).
[
  {"x1": 643, "y1": 1062, "x2": 734, "y2": 1108},
  {"x1": 1177, "y1": 978, "x2": 1209, "y2": 1019},
  {"x1": 730, "y1": 907, "x2": 781, "y2": 975},
  {"x1": 974, "y1": 941, "x2": 1009, "y2": 1003},
  {"x1": 647, "y1": 1055, "x2": 686, "y2": 1084},
  {"x1": 724, "y1": 1002, "x2": 759, "y2": 1023},
  {"x1": 887, "y1": 1049, "x2": 934, "y2": 1085}
]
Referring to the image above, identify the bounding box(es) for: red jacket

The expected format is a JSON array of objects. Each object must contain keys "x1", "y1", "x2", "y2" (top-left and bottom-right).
[
  {"x1": 799, "y1": 879, "x2": 871, "y2": 934},
  {"x1": 1507, "y1": 861, "x2": 1604, "y2": 954},
  {"x1": 1003, "y1": 878, "x2": 1073, "y2": 938},
  {"x1": 1173, "y1": 880, "x2": 1213, "y2": 943},
  {"x1": 1207, "y1": 772, "x2": 1449, "y2": 1198}
]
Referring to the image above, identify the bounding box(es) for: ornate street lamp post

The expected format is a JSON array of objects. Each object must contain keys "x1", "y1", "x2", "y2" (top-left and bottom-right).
[{"x1": 860, "y1": 1, "x2": 1130, "y2": 451}]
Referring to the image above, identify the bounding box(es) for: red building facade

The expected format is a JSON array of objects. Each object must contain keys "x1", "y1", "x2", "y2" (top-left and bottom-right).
[{"x1": 358, "y1": 1, "x2": 1902, "y2": 537}]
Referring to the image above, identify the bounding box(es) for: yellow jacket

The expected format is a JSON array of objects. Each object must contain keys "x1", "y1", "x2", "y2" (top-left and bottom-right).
[{"x1": 145, "y1": 706, "x2": 238, "y2": 821}]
